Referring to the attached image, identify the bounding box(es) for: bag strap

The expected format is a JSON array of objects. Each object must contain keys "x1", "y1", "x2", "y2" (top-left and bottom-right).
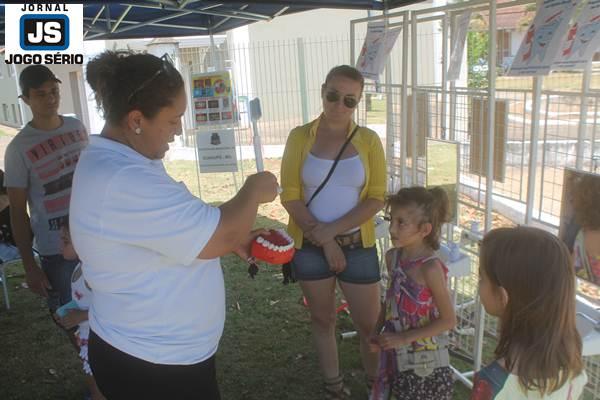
[
  {"x1": 306, "y1": 125, "x2": 360, "y2": 207},
  {"x1": 390, "y1": 249, "x2": 402, "y2": 324}
]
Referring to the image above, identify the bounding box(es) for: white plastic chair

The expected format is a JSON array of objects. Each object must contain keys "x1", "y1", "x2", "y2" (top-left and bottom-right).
[{"x1": 0, "y1": 243, "x2": 21, "y2": 310}]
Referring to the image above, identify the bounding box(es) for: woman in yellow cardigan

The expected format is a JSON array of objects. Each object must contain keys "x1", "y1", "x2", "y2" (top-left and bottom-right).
[{"x1": 280, "y1": 65, "x2": 387, "y2": 399}]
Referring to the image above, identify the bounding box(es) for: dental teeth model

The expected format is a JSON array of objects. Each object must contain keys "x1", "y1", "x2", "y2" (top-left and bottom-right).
[
  {"x1": 247, "y1": 229, "x2": 296, "y2": 281},
  {"x1": 251, "y1": 229, "x2": 295, "y2": 265}
]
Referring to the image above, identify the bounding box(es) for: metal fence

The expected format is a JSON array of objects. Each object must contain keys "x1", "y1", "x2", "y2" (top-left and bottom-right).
[
  {"x1": 179, "y1": 35, "x2": 353, "y2": 146},
  {"x1": 353, "y1": 0, "x2": 600, "y2": 397}
]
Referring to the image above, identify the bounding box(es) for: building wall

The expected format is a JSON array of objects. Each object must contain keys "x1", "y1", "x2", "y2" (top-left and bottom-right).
[
  {"x1": 0, "y1": 63, "x2": 22, "y2": 128},
  {"x1": 226, "y1": 5, "x2": 438, "y2": 132},
  {"x1": 511, "y1": 30, "x2": 524, "y2": 56},
  {"x1": 100, "y1": 37, "x2": 227, "y2": 141},
  {"x1": 249, "y1": 9, "x2": 370, "y2": 42},
  {"x1": 244, "y1": 9, "x2": 372, "y2": 127}
]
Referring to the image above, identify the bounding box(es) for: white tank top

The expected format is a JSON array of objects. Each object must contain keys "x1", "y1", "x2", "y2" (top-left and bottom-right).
[{"x1": 302, "y1": 153, "x2": 365, "y2": 229}]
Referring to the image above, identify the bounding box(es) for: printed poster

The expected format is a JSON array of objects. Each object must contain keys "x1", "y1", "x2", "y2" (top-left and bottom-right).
[
  {"x1": 447, "y1": 10, "x2": 472, "y2": 81},
  {"x1": 356, "y1": 21, "x2": 402, "y2": 81},
  {"x1": 553, "y1": 0, "x2": 600, "y2": 70},
  {"x1": 196, "y1": 128, "x2": 238, "y2": 173},
  {"x1": 507, "y1": 0, "x2": 578, "y2": 76},
  {"x1": 191, "y1": 71, "x2": 234, "y2": 127}
]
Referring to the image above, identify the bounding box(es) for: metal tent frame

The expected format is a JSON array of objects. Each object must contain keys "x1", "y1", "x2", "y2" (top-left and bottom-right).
[{"x1": 0, "y1": 0, "x2": 426, "y2": 45}]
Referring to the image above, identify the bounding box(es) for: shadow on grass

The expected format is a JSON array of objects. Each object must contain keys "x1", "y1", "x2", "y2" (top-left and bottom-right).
[{"x1": 0, "y1": 212, "x2": 475, "y2": 400}]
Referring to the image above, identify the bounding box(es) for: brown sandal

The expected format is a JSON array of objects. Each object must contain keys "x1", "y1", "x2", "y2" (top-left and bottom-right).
[{"x1": 324, "y1": 375, "x2": 351, "y2": 400}]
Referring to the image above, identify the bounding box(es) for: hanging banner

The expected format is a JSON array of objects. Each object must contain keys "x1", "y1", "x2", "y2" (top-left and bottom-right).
[
  {"x1": 553, "y1": 0, "x2": 600, "y2": 70},
  {"x1": 356, "y1": 21, "x2": 402, "y2": 81},
  {"x1": 196, "y1": 128, "x2": 238, "y2": 173},
  {"x1": 447, "y1": 10, "x2": 472, "y2": 81},
  {"x1": 191, "y1": 71, "x2": 234, "y2": 127},
  {"x1": 507, "y1": 0, "x2": 578, "y2": 76}
]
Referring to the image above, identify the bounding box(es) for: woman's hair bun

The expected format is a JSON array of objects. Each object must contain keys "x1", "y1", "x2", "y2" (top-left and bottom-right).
[{"x1": 86, "y1": 51, "x2": 122, "y2": 94}]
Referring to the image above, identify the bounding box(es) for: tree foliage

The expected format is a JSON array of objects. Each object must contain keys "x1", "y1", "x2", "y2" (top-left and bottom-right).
[{"x1": 467, "y1": 30, "x2": 489, "y2": 88}]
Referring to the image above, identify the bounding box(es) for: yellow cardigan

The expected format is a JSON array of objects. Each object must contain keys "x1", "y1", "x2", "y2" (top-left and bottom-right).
[{"x1": 280, "y1": 115, "x2": 387, "y2": 249}]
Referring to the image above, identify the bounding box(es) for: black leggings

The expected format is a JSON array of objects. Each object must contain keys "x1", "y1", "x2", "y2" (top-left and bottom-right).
[{"x1": 89, "y1": 330, "x2": 221, "y2": 400}]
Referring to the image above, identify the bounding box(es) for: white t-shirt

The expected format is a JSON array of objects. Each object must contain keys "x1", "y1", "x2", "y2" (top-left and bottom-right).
[{"x1": 69, "y1": 135, "x2": 223, "y2": 365}]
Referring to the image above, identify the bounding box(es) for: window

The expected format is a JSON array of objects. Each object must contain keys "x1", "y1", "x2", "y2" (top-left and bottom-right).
[
  {"x1": 3, "y1": 104, "x2": 8, "y2": 121},
  {"x1": 11, "y1": 104, "x2": 17, "y2": 124},
  {"x1": 497, "y1": 30, "x2": 512, "y2": 64}
]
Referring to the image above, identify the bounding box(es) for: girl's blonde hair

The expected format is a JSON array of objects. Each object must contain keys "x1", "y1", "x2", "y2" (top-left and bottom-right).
[
  {"x1": 385, "y1": 186, "x2": 450, "y2": 250},
  {"x1": 480, "y1": 226, "x2": 583, "y2": 395}
]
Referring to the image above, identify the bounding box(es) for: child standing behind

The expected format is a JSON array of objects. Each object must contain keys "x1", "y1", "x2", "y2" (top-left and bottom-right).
[
  {"x1": 55, "y1": 224, "x2": 105, "y2": 400},
  {"x1": 370, "y1": 186, "x2": 457, "y2": 400},
  {"x1": 572, "y1": 174, "x2": 600, "y2": 285},
  {"x1": 472, "y1": 226, "x2": 587, "y2": 399}
]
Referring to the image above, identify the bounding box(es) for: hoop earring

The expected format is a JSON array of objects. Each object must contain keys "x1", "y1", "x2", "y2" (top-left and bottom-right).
[{"x1": 135, "y1": 127, "x2": 142, "y2": 135}]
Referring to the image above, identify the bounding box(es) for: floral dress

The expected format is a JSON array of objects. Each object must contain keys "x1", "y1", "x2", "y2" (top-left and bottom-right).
[
  {"x1": 371, "y1": 250, "x2": 454, "y2": 400},
  {"x1": 573, "y1": 229, "x2": 600, "y2": 285},
  {"x1": 71, "y1": 263, "x2": 93, "y2": 375}
]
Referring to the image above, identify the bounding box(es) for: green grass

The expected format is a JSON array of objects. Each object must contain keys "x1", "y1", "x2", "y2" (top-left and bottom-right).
[
  {"x1": 0, "y1": 256, "x2": 481, "y2": 400},
  {"x1": 0, "y1": 263, "x2": 85, "y2": 399},
  {"x1": 164, "y1": 158, "x2": 281, "y2": 201},
  {"x1": 496, "y1": 70, "x2": 600, "y2": 91},
  {"x1": 365, "y1": 97, "x2": 387, "y2": 125},
  {"x1": 426, "y1": 141, "x2": 459, "y2": 222}
]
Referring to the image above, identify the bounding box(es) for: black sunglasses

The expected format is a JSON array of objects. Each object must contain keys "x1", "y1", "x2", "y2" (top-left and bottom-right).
[
  {"x1": 128, "y1": 54, "x2": 174, "y2": 104},
  {"x1": 324, "y1": 89, "x2": 359, "y2": 109}
]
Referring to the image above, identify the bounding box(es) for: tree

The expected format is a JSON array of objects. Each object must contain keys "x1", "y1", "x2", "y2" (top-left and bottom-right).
[{"x1": 467, "y1": 24, "x2": 489, "y2": 88}]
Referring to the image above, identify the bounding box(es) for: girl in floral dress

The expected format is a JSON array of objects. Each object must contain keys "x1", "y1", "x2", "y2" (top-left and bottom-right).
[{"x1": 370, "y1": 186, "x2": 456, "y2": 400}]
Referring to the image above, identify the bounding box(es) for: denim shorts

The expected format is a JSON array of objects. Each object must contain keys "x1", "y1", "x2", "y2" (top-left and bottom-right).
[
  {"x1": 292, "y1": 242, "x2": 380, "y2": 284},
  {"x1": 40, "y1": 254, "x2": 78, "y2": 312}
]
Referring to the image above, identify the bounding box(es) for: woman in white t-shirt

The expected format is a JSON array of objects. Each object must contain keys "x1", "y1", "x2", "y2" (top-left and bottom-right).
[{"x1": 69, "y1": 51, "x2": 278, "y2": 400}]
